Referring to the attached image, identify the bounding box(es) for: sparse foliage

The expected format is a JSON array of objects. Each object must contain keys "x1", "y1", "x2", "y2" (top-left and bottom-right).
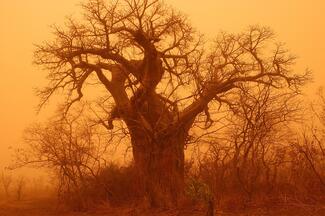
[
  {"x1": 15, "y1": 111, "x2": 114, "y2": 210},
  {"x1": 32, "y1": 0, "x2": 309, "y2": 208}
]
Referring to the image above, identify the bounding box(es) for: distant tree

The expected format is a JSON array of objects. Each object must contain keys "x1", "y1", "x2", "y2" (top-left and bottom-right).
[
  {"x1": 226, "y1": 86, "x2": 300, "y2": 199},
  {"x1": 34, "y1": 0, "x2": 309, "y2": 207},
  {"x1": 15, "y1": 176, "x2": 26, "y2": 201},
  {"x1": 1, "y1": 171, "x2": 13, "y2": 198},
  {"x1": 16, "y1": 111, "x2": 112, "y2": 209},
  {"x1": 292, "y1": 88, "x2": 325, "y2": 188}
]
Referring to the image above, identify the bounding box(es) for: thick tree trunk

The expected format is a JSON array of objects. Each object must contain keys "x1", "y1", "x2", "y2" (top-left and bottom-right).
[
  {"x1": 121, "y1": 89, "x2": 189, "y2": 208},
  {"x1": 131, "y1": 128, "x2": 186, "y2": 208}
]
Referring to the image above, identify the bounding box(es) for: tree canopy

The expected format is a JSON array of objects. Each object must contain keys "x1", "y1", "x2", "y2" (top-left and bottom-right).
[{"x1": 34, "y1": 0, "x2": 308, "y2": 130}]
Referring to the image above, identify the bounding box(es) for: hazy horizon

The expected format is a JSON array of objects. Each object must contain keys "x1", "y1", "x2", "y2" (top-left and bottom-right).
[{"x1": 1, "y1": 0, "x2": 324, "y2": 168}]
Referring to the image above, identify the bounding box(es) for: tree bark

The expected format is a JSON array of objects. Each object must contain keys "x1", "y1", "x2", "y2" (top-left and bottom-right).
[
  {"x1": 131, "y1": 129, "x2": 185, "y2": 207},
  {"x1": 124, "y1": 92, "x2": 187, "y2": 208}
]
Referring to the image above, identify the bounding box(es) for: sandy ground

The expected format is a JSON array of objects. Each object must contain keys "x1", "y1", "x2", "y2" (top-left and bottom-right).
[{"x1": 0, "y1": 198, "x2": 324, "y2": 216}]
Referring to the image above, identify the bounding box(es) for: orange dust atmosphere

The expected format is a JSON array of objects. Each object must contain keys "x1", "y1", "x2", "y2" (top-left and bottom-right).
[{"x1": 0, "y1": 0, "x2": 324, "y2": 166}]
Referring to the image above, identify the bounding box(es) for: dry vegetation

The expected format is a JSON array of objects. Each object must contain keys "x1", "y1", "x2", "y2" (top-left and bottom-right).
[
  {"x1": 2, "y1": 0, "x2": 325, "y2": 215},
  {"x1": 3, "y1": 89, "x2": 324, "y2": 215}
]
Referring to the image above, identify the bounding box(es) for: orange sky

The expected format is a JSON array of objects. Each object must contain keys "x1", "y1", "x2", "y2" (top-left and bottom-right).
[{"x1": 0, "y1": 0, "x2": 324, "y2": 167}]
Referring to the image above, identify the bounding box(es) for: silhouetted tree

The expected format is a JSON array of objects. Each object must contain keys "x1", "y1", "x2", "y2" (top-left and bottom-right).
[
  {"x1": 1, "y1": 171, "x2": 12, "y2": 198},
  {"x1": 34, "y1": 0, "x2": 309, "y2": 207},
  {"x1": 291, "y1": 88, "x2": 325, "y2": 189},
  {"x1": 15, "y1": 176, "x2": 26, "y2": 201},
  {"x1": 226, "y1": 86, "x2": 300, "y2": 199},
  {"x1": 16, "y1": 111, "x2": 112, "y2": 209}
]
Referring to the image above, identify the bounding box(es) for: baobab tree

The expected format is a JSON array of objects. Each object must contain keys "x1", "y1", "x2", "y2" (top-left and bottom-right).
[{"x1": 34, "y1": 0, "x2": 309, "y2": 207}]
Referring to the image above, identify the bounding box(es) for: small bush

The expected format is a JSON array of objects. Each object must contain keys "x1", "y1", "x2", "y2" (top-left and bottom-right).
[{"x1": 96, "y1": 163, "x2": 142, "y2": 204}]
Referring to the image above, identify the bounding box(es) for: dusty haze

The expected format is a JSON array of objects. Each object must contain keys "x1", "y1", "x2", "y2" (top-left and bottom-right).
[
  {"x1": 0, "y1": 0, "x2": 324, "y2": 167},
  {"x1": 0, "y1": 1, "x2": 324, "y2": 215}
]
